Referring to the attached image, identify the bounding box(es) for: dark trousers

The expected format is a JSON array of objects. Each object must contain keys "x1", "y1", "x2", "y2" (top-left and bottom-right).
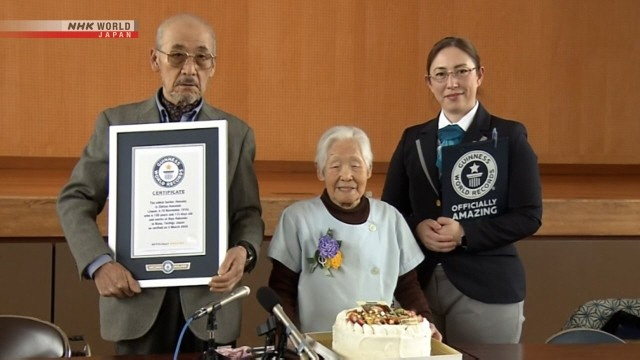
[{"x1": 115, "y1": 287, "x2": 235, "y2": 355}]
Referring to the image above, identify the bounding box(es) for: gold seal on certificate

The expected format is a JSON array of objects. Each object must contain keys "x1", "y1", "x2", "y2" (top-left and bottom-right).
[{"x1": 108, "y1": 121, "x2": 228, "y2": 288}]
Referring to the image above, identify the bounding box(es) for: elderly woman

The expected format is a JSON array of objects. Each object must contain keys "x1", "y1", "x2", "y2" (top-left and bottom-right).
[{"x1": 267, "y1": 125, "x2": 440, "y2": 338}]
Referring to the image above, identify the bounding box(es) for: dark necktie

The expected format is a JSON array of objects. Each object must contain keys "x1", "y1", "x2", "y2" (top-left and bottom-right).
[{"x1": 436, "y1": 124, "x2": 465, "y2": 174}]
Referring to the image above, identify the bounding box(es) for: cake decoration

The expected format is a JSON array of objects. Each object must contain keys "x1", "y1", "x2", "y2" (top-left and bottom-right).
[{"x1": 332, "y1": 302, "x2": 432, "y2": 359}]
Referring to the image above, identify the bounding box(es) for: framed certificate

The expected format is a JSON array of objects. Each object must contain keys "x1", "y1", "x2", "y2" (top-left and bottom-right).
[{"x1": 108, "y1": 121, "x2": 227, "y2": 287}]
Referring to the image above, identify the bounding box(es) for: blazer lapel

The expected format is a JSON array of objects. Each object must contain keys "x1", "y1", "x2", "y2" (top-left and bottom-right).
[
  {"x1": 417, "y1": 103, "x2": 493, "y2": 195},
  {"x1": 465, "y1": 102, "x2": 494, "y2": 142},
  {"x1": 196, "y1": 102, "x2": 227, "y2": 121},
  {"x1": 417, "y1": 119, "x2": 442, "y2": 191},
  {"x1": 134, "y1": 97, "x2": 161, "y2": 124}
]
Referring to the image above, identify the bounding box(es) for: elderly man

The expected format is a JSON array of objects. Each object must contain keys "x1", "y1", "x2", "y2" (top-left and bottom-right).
[{"x1": 57, "y1": 14, "x2": 264, "y2": 355}]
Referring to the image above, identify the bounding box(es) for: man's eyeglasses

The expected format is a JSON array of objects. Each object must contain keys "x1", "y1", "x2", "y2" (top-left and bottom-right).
[
  {"x1": 156, "y1": 49, "x2": 216, "y2": 69},
  {"x1": 428, "y1": 67, "x2": 476, "y2": 83}
]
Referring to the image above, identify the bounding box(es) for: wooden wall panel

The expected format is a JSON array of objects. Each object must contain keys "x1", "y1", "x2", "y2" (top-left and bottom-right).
[
  {"x1": 0, "y1": 243, "x2": 52, "y2": 321},
  {"x1": 55, "y1": 243, "x2": 114, "y2": 356},
  {"x1": 518, "y1": 237, "x2": 640, "y2": 342},
  {"x1": 1, "y1": 0, "x2": 639, "y2": 164}
]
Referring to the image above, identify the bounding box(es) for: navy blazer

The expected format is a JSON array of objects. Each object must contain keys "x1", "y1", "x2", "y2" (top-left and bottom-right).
[{"x1": 382, "y1": 103, "x2": 542, "y2": 303}]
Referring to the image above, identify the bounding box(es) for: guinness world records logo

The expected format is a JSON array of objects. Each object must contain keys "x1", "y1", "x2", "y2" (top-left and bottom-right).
[
  {"x1": 153, "y1": 156, "x2": 185, "y2": 187},
  {"x1": 451, "y1": 150, "x2": 497, "y2": 199},
  {"x1": 161, "y1": 260, "x2": 175, "y2": 274}
]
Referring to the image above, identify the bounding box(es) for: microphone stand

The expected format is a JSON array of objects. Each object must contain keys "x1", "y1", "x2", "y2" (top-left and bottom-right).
[
  {"x1": 202, "y1": 310, "x2": 219, "y2": 360},
  {"x1": 283, "y1": 326, "x2": 319, "y2": 360},
  {"x1": 276, "y1": 324, "x2": 290, "y2": 359},
  {"x1": 256, "y1": 315, "x2": 277, "y2": 359}
]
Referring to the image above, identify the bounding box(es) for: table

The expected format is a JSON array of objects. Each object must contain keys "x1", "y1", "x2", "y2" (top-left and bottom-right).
[
  {"x1": 304, "y1": 333, "x2": 640, "y2": 360},
  {"x1": 55, "y1": 343, "x2": 640, "y2": 359},
  {"x1": 454, "y1": 343, "x2": 640, "y2": 360}
]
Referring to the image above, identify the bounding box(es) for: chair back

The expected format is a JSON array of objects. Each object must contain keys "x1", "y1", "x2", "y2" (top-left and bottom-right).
[
  {"x1": 564, "y1": 298, "x2": 640, "y2": 330},
  {"x1": 0, "y1": 315, "x2": 71, "y2": 358},
  {"x1": 546, "y1": 328, "x2": 626, "y2": 344}
]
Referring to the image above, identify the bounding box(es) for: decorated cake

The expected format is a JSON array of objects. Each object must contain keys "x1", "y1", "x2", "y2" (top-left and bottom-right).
[{"x1": 331, "y1": 303, "x2": 431, "y2": 359}]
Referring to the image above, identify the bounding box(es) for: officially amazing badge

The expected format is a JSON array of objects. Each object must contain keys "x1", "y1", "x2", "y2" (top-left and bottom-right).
[
  {"x1": 441, "y1": 137, "x2": 508, "y2": 220},
  {"x1": 450, "y1": 150, "x2": 498, "y2": 200}
]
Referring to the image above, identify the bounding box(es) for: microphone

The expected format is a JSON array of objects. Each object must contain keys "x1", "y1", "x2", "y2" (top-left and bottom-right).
[
  {"x1": 190, "y1": 285, "x2": 251, "y2": 320},
  {"x1": 256, "y1": 287, "x2": 319, "y2": 360}
]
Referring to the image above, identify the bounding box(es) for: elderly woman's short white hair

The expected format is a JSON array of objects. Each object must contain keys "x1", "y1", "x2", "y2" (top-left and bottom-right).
[{"x1": 315, "y1": 125, "x2": 373, "y2": 176}]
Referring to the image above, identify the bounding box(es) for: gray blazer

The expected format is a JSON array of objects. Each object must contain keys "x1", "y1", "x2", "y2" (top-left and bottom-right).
[{"x1": 57, "y1": 95, "x2": 264, "y2": 342}]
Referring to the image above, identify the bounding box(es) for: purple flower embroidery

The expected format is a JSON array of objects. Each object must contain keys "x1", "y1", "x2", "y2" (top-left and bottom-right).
[
  {"x1": 307, "y1": 228, "x2": 343, "y2": 276},
  {"x1": 318, "y1": 233, "x2": 339, "y2": 259}
]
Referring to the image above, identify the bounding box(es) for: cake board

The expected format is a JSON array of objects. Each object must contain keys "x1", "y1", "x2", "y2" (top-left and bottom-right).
[{"x1": 305, "y1": 332, "x2": 462, "y2": 360}]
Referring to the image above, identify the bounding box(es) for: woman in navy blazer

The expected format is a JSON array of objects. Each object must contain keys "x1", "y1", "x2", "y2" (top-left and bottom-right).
[{"x1": 382, "y1": 37, "x2": 542, "y2": 344}]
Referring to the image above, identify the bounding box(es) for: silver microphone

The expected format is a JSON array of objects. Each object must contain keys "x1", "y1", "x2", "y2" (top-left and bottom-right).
[
  {"x1": 257, "y1": 287, "x2": 319, "y2": 360},
  {"x1": 191, "y1": 286, "x2": 251, "y2": 320}
]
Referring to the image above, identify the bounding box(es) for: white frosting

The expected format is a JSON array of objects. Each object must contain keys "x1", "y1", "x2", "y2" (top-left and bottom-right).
[{"x1": 332, "y1": 309, "x2": 431, "y2": 359}]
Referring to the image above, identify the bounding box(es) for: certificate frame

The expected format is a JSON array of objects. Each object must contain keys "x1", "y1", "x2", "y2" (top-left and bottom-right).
[{"x1": 108, "y1": 120, "x2": 227, "y2": 288}]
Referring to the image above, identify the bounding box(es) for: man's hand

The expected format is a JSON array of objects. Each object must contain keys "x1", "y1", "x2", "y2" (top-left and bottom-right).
[
  {"x1": 93, "y1": 261, "x2": 141, "y2": 298},
  {"x1": 415, "y1": 218, "x2": 458, "y2": 253},
  {"x1": 208, "y1": 246, "x2": 246, "y2": 293}
]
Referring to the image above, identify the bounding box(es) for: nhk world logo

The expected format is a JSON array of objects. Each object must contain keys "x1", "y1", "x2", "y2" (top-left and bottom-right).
[{"x1": 0, "y1": 20, "x2": 138, "y2": 38}]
